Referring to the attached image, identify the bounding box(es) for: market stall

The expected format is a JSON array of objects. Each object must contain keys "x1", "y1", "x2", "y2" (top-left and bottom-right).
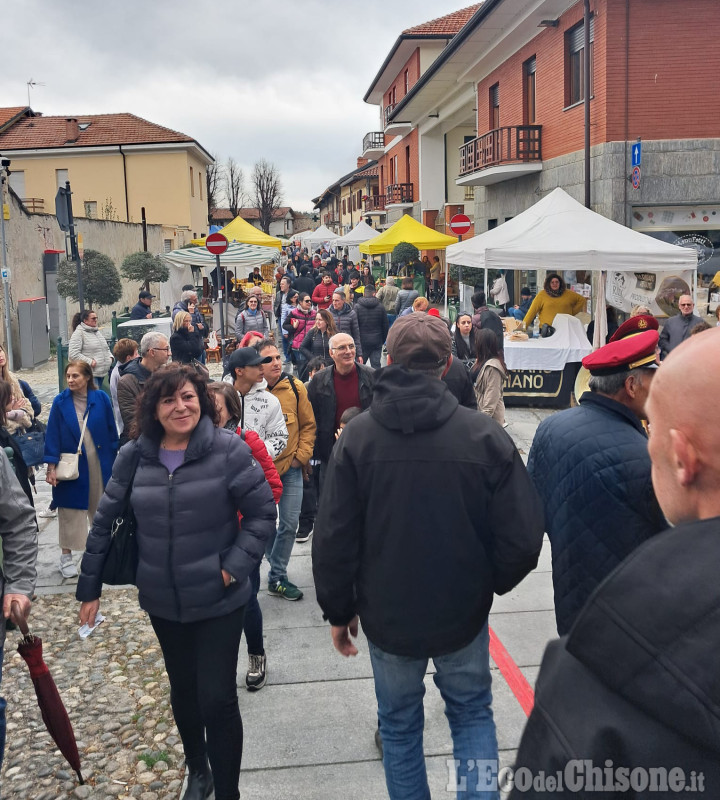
[
  {"x1": 334, "y1": 219, "x2": 379, "y2": 264},
  {"x1": 447, "y1": 188, "x2": 697, "y2": 406},
  {"x1": 304, "y1": 224, "x2": 340, "y2": 251}
]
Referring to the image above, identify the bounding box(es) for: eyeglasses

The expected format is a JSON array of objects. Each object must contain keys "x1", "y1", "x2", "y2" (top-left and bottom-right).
[
  {"x1": 333, "y1": 344, "x2": 356, "y2": 352},
  {"x1": 302, "y1": 299, "x2": 312, "y2": 304},
  {"x1": 679, "y1": 303, "x2": 693, "y2": 307},
  {"x1": 152, "y1": 347, "x2": 171, "y2": 353}
]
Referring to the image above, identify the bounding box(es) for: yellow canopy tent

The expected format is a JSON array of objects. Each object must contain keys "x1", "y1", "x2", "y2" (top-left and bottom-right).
[
  {"x1": 358, "y1": 213, "x2": 458, "y2": 255},
  {"x1": 192, "y1": 216, "x2": 283, "y2": 250}
]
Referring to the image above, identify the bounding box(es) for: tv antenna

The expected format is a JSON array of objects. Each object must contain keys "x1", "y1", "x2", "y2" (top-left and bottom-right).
[{"x1": 27, "y1": 78, "x2": 45, "y2": 106}]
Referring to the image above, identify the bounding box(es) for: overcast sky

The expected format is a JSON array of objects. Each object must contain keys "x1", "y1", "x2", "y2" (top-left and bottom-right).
[{"x1": 2, "y1": 0, "x2": 470, "y2": 212}]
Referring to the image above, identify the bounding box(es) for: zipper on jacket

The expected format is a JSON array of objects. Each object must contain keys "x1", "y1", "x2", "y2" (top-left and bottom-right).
[{"x1": 167, "y1": 472, "x2": 182, "y2": 619}]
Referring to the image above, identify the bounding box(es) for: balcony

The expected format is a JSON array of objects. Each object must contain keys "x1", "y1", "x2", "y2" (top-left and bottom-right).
[
  {"x1": 456, "y1": 125, "x2": 542, "y2": 187},
  {"x1": 383, "y1": 103, "x2": 412, "y2": 136},
  {"x1": 362, "y1": 131, "x2": 385, "y2": 159},
  {"x1": 323, "y1": 213, "x2": 340, "y2": 225},
  {"x1": 364, "y1": 194, "x2": 386, "y2": 213},
  {"x1": 22, "y1": 197, "x2": 45, "y2": 213},
  {"x1": 386, "y1": 183, "x2": 414, "y2": 206}
]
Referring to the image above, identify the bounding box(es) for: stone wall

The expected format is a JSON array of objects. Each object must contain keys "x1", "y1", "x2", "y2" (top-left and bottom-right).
[
  {"x1": 0, "y1": 190, "x2": 165, "y2": 359},
  {"x1": 473, "y1": 139, "x2": 720, "y2": 231}
]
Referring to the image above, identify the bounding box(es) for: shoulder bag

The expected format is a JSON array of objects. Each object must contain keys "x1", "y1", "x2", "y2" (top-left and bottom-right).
[
  {"x1": 101, "y1": 445, "x2": 142, "y2": 586},
  {"x1": 55, "y1": 412, "x2": 89, "y2": 481},
  {"x1": 13, "y1": 418, "x2": 46, "y2": 468}
]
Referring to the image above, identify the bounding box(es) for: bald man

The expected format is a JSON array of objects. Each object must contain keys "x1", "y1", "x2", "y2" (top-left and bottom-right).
[{"x1": 510, "y1": 328, "x2": 720, "y2": 798}]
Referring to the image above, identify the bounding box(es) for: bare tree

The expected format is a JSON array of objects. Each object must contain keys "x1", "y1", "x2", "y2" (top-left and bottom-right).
[
  {"x1": 206, "y1": 152, "x2": 221, "y2": 216},
  {"x1": 251, "y1": 159, "x2": 284, "y2": 234},
  {"x1": 224, "y1": 157, "x2": 247, "y2": 218}
]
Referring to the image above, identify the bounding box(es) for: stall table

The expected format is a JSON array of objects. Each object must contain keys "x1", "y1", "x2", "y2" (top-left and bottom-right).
[{"x1": 502, "y1": 315, "x2": 591, "y2": 408}]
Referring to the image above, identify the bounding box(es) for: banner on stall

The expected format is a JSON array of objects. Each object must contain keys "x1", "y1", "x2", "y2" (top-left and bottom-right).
[{"x1": 606, "y1": 270, "x2": 695, "y2": 317}]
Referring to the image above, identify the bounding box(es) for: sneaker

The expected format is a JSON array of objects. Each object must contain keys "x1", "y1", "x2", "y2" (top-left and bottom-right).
[
  {"x1": 38, "y1": 506, "x2": 57, "y2": 518},
  {"x1": 246, "y1": 653, "x2": 267, "y2": 691},
  {"x1": 268, "y1": 579, "x2": 303, "y2": 601},
  {"x1": 295, "y1": 528, "x2": 313, "y2": 543},
  {"x1": 59, "y1": 554, "x2": 78, "y2": 578}
]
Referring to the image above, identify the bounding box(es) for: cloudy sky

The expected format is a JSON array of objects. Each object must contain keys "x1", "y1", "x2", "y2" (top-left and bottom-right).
[{"x1": 2, "y1": 0, "x2": 470, "y2": 212}]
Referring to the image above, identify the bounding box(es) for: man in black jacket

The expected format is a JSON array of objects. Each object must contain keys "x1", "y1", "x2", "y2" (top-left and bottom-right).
[
  {"x1": 354, "y1": 286, "x2": 388, "y2": 369},
  {"x1": 130, "y1": 290, "x2": 154, "y2": 320},
  {"x1": 312, "y1": 314, "x2": 543, "y2": 800},
  {"x1": 292, "y1": 266, "x2": 316, "y2": 297},
  {"x1": 306, "y1": 333, "x2": 374, "y2": 490},
  {"x1": 511, "y1": 327, "x2": 720, "y2": 799}
]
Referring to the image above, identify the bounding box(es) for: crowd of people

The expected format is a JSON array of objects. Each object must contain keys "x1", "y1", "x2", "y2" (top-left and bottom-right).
[{"x1": 1, "y1": 252, "x2": 719, "y2": 799}]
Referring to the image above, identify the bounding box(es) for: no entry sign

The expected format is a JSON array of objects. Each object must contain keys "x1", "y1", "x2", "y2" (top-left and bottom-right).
[
  {"x1": 206, "y1": 232, "x2": 229, "y2": 255},
  {"x1": 449, "y1": 214, "x2": 472, "y2": 236}
]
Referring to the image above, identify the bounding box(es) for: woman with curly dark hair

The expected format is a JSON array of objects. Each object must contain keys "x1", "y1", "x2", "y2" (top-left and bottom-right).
[{"x1": 76, "y1": 364, "x2": 277, "y2": 800}]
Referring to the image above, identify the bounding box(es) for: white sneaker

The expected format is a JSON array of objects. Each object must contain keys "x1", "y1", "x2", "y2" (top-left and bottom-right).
[
  {"x1": 59, "y1": 554, "x2": 78, "y2": 578},
  {"x1": 38, "y1": 506, "x2": 57, "y2": 518}
]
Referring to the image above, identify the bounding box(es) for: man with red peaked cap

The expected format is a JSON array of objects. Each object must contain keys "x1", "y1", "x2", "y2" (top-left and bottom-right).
[
  {"x1": 527, "y1": 328, "x2": 665, "y2": 636},
  {"x1": 608, "y1": 313, "x2": 659, "y2": 343}
]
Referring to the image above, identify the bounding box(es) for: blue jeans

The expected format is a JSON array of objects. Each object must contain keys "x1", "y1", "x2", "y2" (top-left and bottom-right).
[
  {"x1": 0, "y1": 648, "x2": 5, "y2": 769},
  {"x1": 508, "y1": 308, "x2": 525, "y2": 321},
  {"x1": 368, "y1": 624, "x2": 498, "y2": 800},
  {"x1": 266, "y1": 466, "x2": 303, "y2": 585}
]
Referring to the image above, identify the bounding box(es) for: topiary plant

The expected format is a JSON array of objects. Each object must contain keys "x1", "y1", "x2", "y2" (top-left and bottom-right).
[
  {"x1": 57, "y1": 249, "x2": 122, "y2": 309},
  {"x1": 121, "y1": 251, "x2": 169, "y2": 292},
  {"x1": 392, "y1": 241, "x2": 420, "y2": 270}
]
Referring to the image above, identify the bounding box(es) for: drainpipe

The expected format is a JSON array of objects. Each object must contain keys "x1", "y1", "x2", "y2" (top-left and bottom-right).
[
  {"x1": 119, "y1": 145, "x2": 130, "y2": 221},
  {"x1": 583, "y1": 0, "x2": 591, "y2": 209},
  {"x1": 624, "y1": 0, "x2": 630, "y2": 225}
]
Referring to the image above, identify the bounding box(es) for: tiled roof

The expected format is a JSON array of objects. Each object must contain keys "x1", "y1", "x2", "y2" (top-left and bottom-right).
[
  {"x1": 0, "y1": 106, "x2": 32, "y2": 132},
  {"x1": 0, "y1": 111, "x2": 199, "y2": 150},
  {"x1": 403, "y1": 4, "x2": 482, "y2": 36},
  {"x1": 210, "y1": 207, "x2": 293, "y2": 222},
  {"x1": 355, "y1": 165, "x2": 379, "y2": 178}
]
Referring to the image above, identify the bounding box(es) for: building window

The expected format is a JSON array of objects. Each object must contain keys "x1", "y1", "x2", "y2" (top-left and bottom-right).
[
  {"x1": 8, "y1": 170, "x2": 25, "y2": 198},
  {"x1": 343, "y1": 199, "x2": 346, "y2": 215},
  {"x1": 163, "y1": 239, "x2": 173, "y2": 253},
  {"x1": 524, "y1": 56, "x2": 537, "y2": 124},
  {"x1": 199, "y1": 172, "x2": 203, "y2": 200},
  {"x1": 352, "y1": 193, "x2": 357, "y2": 212},
  {"x1": 404, "y1": 69, "x2": 409, "y2": 95},
  {"x1": 567, "y1": 17, "x2": 594, "y2": 106},
  {"x1": 84, "y1": 201, "x2": 97, "y2": 218},
  {"x1": 490, "y1": 83, "x2": 500, "y2": 129},
  {"x1": 405, "y1": 145, "x2": 411, "y2": 183},
  {"x1": 56, "y1": 168, "x2": 68, "y2": 188},
  {"x1": 190, "y1": 167, "x2": 195, "y2": 197}
]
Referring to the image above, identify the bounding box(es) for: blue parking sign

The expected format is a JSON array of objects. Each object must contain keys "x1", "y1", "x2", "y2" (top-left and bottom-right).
[{"x1": 632, "y1": 142, "x2": 642, "y2": 168}]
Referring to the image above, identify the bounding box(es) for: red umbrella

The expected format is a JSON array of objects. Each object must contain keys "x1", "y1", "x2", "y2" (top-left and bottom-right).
[{"x1": 10, "y1": 601, "x2": 84, "y2": 784}]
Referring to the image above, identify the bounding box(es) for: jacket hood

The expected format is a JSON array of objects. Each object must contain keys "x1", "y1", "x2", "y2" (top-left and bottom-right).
[
  {"x1": 332, "y1": 302, "x2": 352, "y2": 316},
  {"x1": 245, "y1": 378, "x2": 269, "y2": 398},
  {"x1": 356, "y1": 296, "x2": 380, "y2": 309},
  {"x1": 370, "y1": 365, "x2": 458, "y2": 434},
  {"x1": 567, "y1": 517, "x2": 720, "y2": 755},
  {"x1": 119, "y1": 357, "x2": 151, "y2": 381}
]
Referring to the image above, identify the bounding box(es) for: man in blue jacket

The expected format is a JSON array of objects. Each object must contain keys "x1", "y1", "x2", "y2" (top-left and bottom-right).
[{"x1": 528, "y1": 329, "x2": 665, "y2": 636}]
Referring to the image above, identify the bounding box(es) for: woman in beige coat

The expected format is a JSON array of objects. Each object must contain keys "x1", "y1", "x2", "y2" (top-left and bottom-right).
[
  {"x1": 472, "y1": 328, "x2": 508, "y2": 426},
  {"x1": 68, "y1": 309, "x2": 113, "y2": 388}
]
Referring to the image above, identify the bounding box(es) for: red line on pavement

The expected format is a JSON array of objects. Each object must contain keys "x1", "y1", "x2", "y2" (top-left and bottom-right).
[{"x1": 488, "y1": 626, "x2": 535, "y2": 717}]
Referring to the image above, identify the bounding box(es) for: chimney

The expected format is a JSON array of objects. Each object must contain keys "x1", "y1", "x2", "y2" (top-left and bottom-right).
[
  {"x1": 65, "y1": 118, "x2": 79, "y2": 143},
  {"x1": 357, "y1": 157, "x2": 369, "y2": 168}
]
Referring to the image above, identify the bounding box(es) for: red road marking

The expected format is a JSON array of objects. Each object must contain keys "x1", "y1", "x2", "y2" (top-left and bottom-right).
[{"x1": 488, "y1": 626, "x2": 535, "y2": 717}]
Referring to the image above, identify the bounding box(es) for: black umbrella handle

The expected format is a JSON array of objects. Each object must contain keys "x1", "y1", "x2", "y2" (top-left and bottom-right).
[{"x1": 10, "y1": 600, "x2": 30, "y2": 637}]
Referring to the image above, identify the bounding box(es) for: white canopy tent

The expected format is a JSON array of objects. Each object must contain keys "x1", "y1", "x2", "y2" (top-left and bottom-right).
[
  {"x1": 333, "y1": 220, "x2": 380, "y2": 263},
  {"x1": 446, "y1": 188, "x2": 698, "y2": 345},
  {"x1": 446, "y1": 188, "x2": 698, "y2": 272},
  {"x1": 304, "y1": 224, "x2": 340, "y2": 250},
  {"x1": 160, "y1": 243, "x2": 278, "y2": 277}
]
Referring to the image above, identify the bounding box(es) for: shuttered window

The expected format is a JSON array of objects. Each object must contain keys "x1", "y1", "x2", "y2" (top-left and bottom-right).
[{"x1": 568, "y1": 17, "x2": 595, "y2": 105}]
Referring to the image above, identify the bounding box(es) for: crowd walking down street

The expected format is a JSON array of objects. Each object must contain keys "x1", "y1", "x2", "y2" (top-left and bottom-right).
[{"x1": 3, "y1": 293, "x2": 720, "y2": 798}]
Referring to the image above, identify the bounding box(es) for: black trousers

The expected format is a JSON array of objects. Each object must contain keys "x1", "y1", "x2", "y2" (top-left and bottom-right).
[
  {"x1": 298, "y1": 463, "x2": 321, "y2": 535},
  {"x1": 150, "y1": 606, "x2": 245, "y2": 800}
]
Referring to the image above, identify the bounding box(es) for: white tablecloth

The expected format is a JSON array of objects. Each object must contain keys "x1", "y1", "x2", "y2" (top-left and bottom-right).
[{"x1": 504, "y1": 314, "x2": 592, "y2": 371}]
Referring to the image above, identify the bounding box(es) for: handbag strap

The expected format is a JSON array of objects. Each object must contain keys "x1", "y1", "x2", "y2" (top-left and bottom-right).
[
  {"x1": 123, "y1": 443, "x2": 143, "y2": 501},
  {"x1": 76, "y1": 411, "x2": 90, "y2": 454}
]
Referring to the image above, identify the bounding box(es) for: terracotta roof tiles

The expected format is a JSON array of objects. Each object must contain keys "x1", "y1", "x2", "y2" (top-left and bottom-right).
[
  {"x1": 403, "y1": 4, "x2": 482, "y2": 36},
  {"x1": 0, "y1": 106, "x2": 32, "y2": 132},
  {"x1": 0, "y1": 111, "x2": 198, "y2": 151}
]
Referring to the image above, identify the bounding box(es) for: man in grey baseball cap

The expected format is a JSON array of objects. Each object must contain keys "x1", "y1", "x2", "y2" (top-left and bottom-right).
[{"x1": 313, "y1": 314, "x2": 543, "y2": 798}]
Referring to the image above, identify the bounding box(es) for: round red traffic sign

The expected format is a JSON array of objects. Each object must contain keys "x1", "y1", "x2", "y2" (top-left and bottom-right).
[
  {"x1": 206, "y1": 232, "x2": 229, "y2": 255},
  {"x1": 631, "y1": 166, "x2": 641, "y2": 190},
  {"x1": 449, "y1": 214, "x2": 472, "y2": 235}
]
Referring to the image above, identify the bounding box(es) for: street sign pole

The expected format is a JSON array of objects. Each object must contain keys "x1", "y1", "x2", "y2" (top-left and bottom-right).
[
  {"x1": 0, "y1": 165, "x2": 13, "y2": 369},
  {"x1": 63, "y1": 181, "x2": 84, "y2": 312},
  {"x1": 216, "y1": 253, "x2": 225, "y2": 354}
]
